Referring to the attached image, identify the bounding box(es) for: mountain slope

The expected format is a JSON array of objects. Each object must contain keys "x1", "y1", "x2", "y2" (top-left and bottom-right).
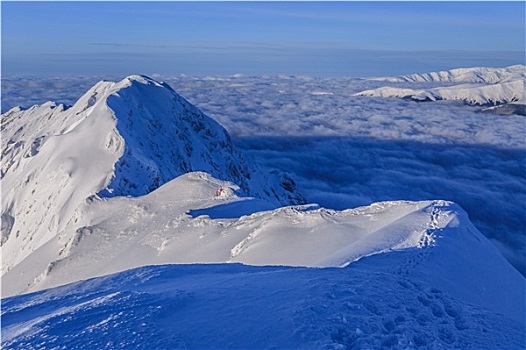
[
  {"x1": 3, "y1": 172, "x2": 524, "y2": 327},
  {"x1": 356, "y1": 65, "x2": 525, "y2": 106},
  {"x1": 3, "y1": 183, "x2": 524, "y2": 347},
  {"x1": 2, "y1": 260, "x2": 524, "y2": 349},
  {"x1": 2, "y1": 73, "x2": 525, "y2": 349},
  {"x1": 1, "y1": 75, "x2": 303, "y2": 277}
]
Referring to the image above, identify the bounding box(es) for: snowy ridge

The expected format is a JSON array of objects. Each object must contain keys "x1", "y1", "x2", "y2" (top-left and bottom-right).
[
  {"x1": 356, "y1": 65, "x2": 525, "y2": 106},
  {"x1": 1, "y1": 75, "x2": 303, "y2": 277},
  {"x1": 2, "y1": 194, "x2": 524, "y2": 349},
  {"x1": 3, "y1": 172, "x2": 524, "y2": 326},
  {"x1": 369, "y1": 65, "x2": 525, "y2": 84}
]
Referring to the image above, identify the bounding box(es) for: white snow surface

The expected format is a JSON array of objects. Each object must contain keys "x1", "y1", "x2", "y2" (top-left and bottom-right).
[
  {"x1": 2, "y1": 261, "x2": 524, "y2": 350},
  {"x1": 2, "y1": 171, "x2": 524, "y2": 322},
  {"x1": 1, "y1": 75, "x2": 302, "y2": 279},
  {"x1": 356, "y1": 65, "x2": 525, "y2": 106}
]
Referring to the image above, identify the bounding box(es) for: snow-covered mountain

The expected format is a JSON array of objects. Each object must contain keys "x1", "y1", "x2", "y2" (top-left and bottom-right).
[
  {"x1": 2, "y1": 170, "x2": 524, "y2": 322},
  {"x1": 2, "y1": 173, "x2": 525, "y2": 348},
  {"x1": 2, "y1": 192, "x2": 524, "y2": 348},
  {"x1": 1, "y1": 75, "x2": 303, "y2": 279},
  {"x1": 355, "y1": 65, "x2": 525, "y2": 107},
  {"x1": 2, "y1": 74, "x2": 524, "y2": 349},
  {"x1": 369, "y1": 65, "x2": 525, "y2": 84}
]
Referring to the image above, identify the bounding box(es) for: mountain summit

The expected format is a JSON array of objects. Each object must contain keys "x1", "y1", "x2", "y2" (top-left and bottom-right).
[{"x1": 1, "y1": 75, "x2": 303, "y2": 274}]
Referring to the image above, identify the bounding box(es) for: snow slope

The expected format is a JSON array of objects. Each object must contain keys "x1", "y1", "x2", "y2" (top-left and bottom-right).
[
  {"x1": 2, "y1": 176, "x2": 525, "y2": 348},
  {"x1": 1, "y1": 75, "x2": 303, "y2": 278},
  {"x1": 3, "y1": 171, "x2": 524, "y2": 326},
  {"x1": 355, "y1": 65, "x2": 525, "y2": 106},
  {"x1": 2, "y1": 260, "x2": 524, "y2": 349}
]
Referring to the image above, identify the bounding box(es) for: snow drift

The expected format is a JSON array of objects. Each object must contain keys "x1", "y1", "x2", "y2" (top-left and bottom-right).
[
  {"x1": 2, "y1": 262, "x2": 524, "y2": 350},
  {"x1": 2, "y1": 171, "x2": 524, "y2": 323}
]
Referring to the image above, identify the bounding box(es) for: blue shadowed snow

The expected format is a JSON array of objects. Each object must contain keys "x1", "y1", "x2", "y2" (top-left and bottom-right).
[
  {"x1": 188, "y1": 199, "x2": 319, "y2": 219},
  {"x1": 188, "y1": 198, "x2": 277, "y2": 219},
  {"x1": 2, "y1": 262, "x2": 524, "y2": 350}
]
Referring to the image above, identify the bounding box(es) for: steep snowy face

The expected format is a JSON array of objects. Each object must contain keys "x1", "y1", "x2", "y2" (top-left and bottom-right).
[
  {"x1": 356, "y1": 65, "x2": 526, "y2": 106},
  {"x1": 1, "y1": 83, "x2": 122, "y2": 275},
  {"x1": 98, "y1": 75, "x2": 296, "y2": 201},
  {"x1": 0, "y1": 75, "x2": 303, "y2": 275}
]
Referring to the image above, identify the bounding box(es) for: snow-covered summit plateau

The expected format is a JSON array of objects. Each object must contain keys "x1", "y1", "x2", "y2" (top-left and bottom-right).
[
  {"x1": 355, "y1": 65, "x2": 525, "y2": 109},
  {"x1": 2, "y1": 74, "x2": 524, "y2": 349}
]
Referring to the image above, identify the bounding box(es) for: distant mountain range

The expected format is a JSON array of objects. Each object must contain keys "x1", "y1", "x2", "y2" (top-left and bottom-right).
[{"x1": 356, "y1": 65, "x2": 525, "y2": 109}]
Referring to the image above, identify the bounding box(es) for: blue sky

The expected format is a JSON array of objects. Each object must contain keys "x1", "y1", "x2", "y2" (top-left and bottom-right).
[{"x1": 2, "y1": 1, "x2": 525, "y2": 77}]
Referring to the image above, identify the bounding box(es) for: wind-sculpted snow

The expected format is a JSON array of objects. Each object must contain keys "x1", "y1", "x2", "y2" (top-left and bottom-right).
[
  {"x1": 2, "y1": 174, "x2": 525, "y2": 349},
  {"x1": 3, "y1": 171, "x2": 524, "y2": 323},
  {"x1": 2, "y1": 261, "x2": 524, "y2": 349}
]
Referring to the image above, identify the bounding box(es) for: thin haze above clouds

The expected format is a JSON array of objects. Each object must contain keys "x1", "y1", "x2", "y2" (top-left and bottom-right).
[
  {"x1": 2, "y1": 75, "x2": 525, "y2": 275},
  {"x1": 2, "y1": 2, "x2": 524, "y2": 77}
]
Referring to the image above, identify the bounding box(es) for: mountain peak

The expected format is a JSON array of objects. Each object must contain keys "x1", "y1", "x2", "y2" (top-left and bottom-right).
[{"x1": 1, "y1": 75, "x2": 304, "y2": 275}]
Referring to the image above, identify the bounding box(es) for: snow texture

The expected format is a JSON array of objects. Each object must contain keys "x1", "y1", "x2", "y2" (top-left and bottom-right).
[
  {"x1": 1, "y1": 75, "x2": 303, "y2": 282},
  {"x1": 2, "y1": 256, "x2": 524, "y2": 349}
]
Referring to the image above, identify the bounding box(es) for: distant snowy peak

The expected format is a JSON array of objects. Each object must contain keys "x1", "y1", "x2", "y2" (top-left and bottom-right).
[
  {"x1": 369, "y1": 65, "x2": 525, "y2": 84},
  {"x1": 355, "y1": 80, "x2": 524, "y2": 106},
  {"x1": 356, "y1": 65, "x2": 525, "y2": 107}
]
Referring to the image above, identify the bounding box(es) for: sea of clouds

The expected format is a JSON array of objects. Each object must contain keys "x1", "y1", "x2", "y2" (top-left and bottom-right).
[{"x1": 2, "y1": 74, "x2": 524, "y2": 274}]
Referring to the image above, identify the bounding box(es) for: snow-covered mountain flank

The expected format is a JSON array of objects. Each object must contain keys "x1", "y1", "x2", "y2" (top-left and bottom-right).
[
  {"x1": 2, "y1": 74, "x2": 525, "y2": 349},
  {"x1": 355, "y1": 65, "x2": 525, "y2": 108},
  {"x1": 1, "y1": 75, "x2": 303, "y2": 280},
  {"x1": 369, "y1": 65, "x2": 524, "y2": 84}
]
